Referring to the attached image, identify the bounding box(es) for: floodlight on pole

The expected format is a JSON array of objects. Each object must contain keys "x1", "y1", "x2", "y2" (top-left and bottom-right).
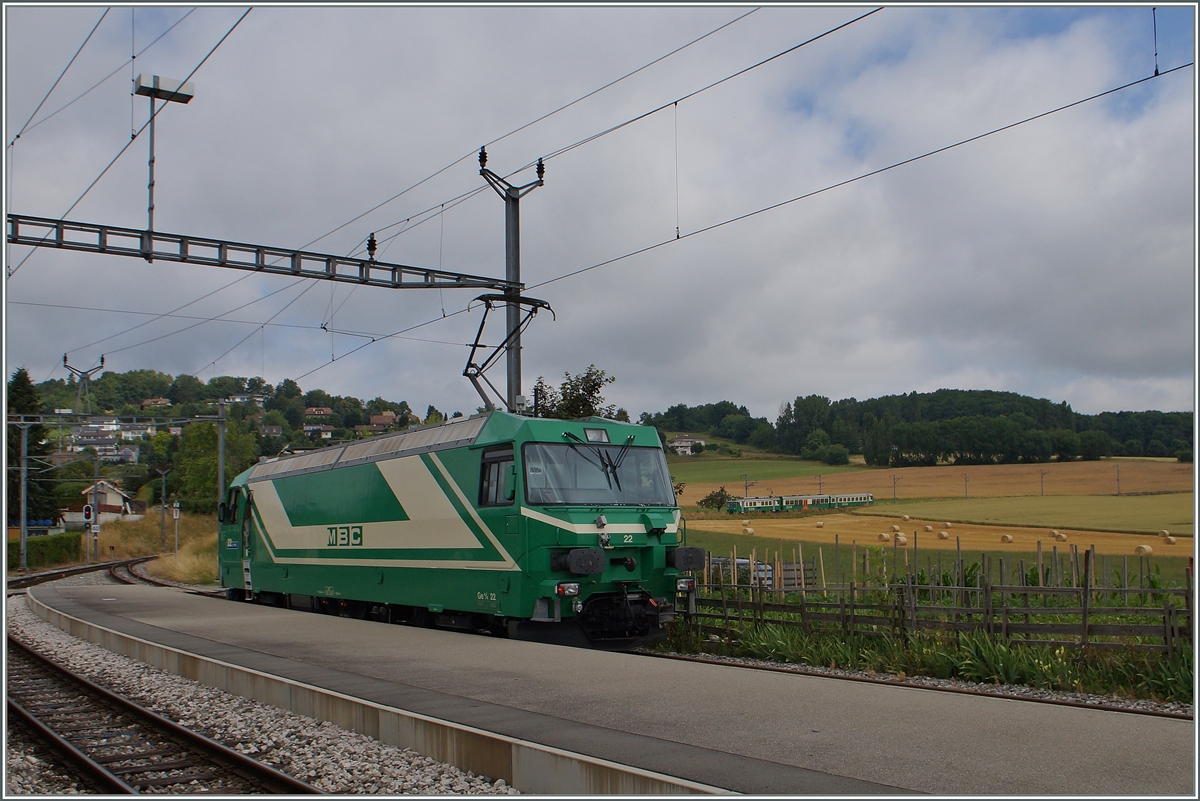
[{"x1": 134, "y1": 74, "x2": 194, "y2": 261}]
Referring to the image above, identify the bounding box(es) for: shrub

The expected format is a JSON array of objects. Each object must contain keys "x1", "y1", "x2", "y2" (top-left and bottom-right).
[
  {"x1": 7, "y1": 531, "x2": 82, "y2": 569},
  {"x1": 697, "y1": 486, "x2": 733, "y2": 510},
  {"x1": 819, "y1": 444, "x2": 850, "y2": 465}
]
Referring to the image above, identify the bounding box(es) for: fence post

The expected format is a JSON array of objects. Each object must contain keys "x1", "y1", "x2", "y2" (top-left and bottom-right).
[
  {"x1": 849, "y1": 581, "x2": 856, "y2": 637},
  {"x1": 1080, "y1": 556, "x2": 1090, "y2": 647}
]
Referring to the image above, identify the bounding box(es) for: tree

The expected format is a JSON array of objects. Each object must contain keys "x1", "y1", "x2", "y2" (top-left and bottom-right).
[
  {"x1": 424, "y1": 405, "x2": 445, "y2": 425},
  {"x1": 532, "y1": 365, "x2": 617, "y2": 419},
  {"x1": 174, "y1": 421, "x2": 258, "y2": 512},
  {"x1": 1078, "y1": 429, "x2": 1113, "y2": 461},
  {"x1": 696, "y1": 486, "x2": 733, "y2": 510},
  {"x1": 1123, "y1": 439, "x2": 1143, "y2": 457},
  {"x1": 690, "y1": 441, "x2": 705, "y2": 454},
  {"x1": 1049, "y1": 429, "x2": 1080, "y2": 462},
  {"x1": 801, "y1": 429, "x2": 832, "y2": 460},
  {"x1": 1146, "y1": 439, "x2": 1169, "y2": 457},
  {"x1": 167, "y1": 374, "x2": 205, "y2": 405},
  {"x1": 819, "y1": 444, "x2": 850, "y2": 466},
  {"x1": 7, "y1": 368, "x2": 57, "y2": 520}
]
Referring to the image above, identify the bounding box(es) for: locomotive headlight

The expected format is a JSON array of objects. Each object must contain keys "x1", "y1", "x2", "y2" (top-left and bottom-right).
[
  {"x1": 556, "y1": 582, "x2": 581, "y2": 597},
  {"x1": 676, "y1": 577, "x2": 695, "y2": 593}
]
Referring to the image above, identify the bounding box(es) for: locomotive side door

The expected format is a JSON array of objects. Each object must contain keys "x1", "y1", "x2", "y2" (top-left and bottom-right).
[{"x1": 240, "y1": 489, "x2": 254, "y2": 591}]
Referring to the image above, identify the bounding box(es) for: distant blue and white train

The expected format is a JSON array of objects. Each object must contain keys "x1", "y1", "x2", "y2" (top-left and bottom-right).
[{"x1": 725, "y1": 493, "x2": 873, "y2": 514}]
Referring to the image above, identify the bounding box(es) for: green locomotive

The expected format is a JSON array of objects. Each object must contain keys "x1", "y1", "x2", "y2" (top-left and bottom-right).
[{"x1": 217, "y1": 410, "x2": 704, "y2": 649}]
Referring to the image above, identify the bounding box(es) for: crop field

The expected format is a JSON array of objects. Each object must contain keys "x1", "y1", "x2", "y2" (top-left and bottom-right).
[
  {"x1": 683, "y1": 515, "x2": 1192, "y2": 587},
  {"x1": 686, "y1": 513, "x2": 1190, "y2": 558},
  {"x1": 854, "y1": 494, "x2": 1194, "y2": 535},
  {"x1": 675, "y1": 457, "x2": 1193, "y2": 506}
]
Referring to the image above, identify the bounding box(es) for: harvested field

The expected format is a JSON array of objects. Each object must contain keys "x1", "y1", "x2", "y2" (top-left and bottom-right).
[
  {"x1": 677, "y1": 457, "x2": 1192, "y2": 507},
  {"x1": 853, "y1": 494, "x2": 1194, "y2": 535},
  {"x1": 689, "y1": 513, "x2": 1190, "y2": 557}
]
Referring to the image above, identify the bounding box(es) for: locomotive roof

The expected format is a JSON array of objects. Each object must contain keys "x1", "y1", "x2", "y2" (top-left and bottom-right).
[{"x1": 240, "y1": 410, "x2": 659, "y2": 485}]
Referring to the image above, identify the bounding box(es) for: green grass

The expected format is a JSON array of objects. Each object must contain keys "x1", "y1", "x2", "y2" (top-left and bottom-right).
[
  {"x1": 668, "y1": 457, "x2": 866, "y2": 485},
  {"x1": 852, "y1": 494, "x2": 1194, "y2": 535}
]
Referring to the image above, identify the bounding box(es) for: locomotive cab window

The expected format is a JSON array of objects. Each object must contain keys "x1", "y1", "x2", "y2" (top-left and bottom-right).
[
  {"x1": 479, "y1": 446, "x2": 515, "y2": 506},
  {"x1": 224, "y1": 487, "x2": 242, "y2": 524}
]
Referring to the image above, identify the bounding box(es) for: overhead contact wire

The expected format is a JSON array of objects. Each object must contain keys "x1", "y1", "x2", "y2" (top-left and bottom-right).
[
  {"x1": 529, "y1": 63, "x2": 1193, "y2": 291},
  {"x1": 7, "y1": 8, "x2": 251, "y2": 279},
  {"x1": 297, "y1": 8, "x2": 760, "y2": 254}
]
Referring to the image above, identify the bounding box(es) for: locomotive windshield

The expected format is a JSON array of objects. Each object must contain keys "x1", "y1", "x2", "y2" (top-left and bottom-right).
[{"x1": 523, "y1": 443, "x2": 675, "y2": 506}]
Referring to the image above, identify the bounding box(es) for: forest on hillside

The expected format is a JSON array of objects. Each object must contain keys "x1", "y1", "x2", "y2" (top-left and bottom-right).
[{"x1": 10, "y1": 367, "x2": 1192, "y2": 521}]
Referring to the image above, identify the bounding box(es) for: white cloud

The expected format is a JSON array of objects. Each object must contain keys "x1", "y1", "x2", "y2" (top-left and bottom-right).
[{"x1": 4, "y1": 6, "x2": 1194, "y2": 421}]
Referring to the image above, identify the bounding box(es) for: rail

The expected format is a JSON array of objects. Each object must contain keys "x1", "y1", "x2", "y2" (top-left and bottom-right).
[{"x1": 6, "y1": 636, "x2": 323, "y2": 794}]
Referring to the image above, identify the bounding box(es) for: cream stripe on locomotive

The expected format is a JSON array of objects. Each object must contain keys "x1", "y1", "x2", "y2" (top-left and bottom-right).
[
  {"x1": 520, "y1": 506, "x2": 680, "y2": 535},
  {"x1": 251, "y1": 453, "x2": 519, "y2": 570}
]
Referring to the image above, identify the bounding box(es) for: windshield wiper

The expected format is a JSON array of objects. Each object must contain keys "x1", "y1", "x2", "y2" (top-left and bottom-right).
[{"x1": 563, "y1": 432, "x2": 635, "y2": 491}]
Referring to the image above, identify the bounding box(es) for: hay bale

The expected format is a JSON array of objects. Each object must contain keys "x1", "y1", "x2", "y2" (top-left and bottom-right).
[
  {"x1": 1165, "y1": 536, "x2": 1177, "y2": 545},
  {"x1": 742, "y1": 520, "x2": 751, "y2": 526},
  {"x1": 943, "y1": 522, "x2": 952, "y2": 528},
  {"x1": 878, "y1": 532, "x2": 892, "y2": 543},
  {"x1": 1055, "y1": 532, "x2": 1068, "y2": 542},
  {"x1": 1049, "y1": 530, "x2": 1059, "y2": 537},
  {"x1": 902, "y1": 515, "x2": 910, "y2": 521},
  {"x1": 895, "y1": 534, "x2": 908, "y2": 546},
  {"x1": 938, "y1": 531, "x2": 949, "y2": 540},
  {"x1": 923, "y1": 525, "x2": 933, "y2": 532},
  {"x1": 742, "y1": 527, "x2": 755, "y2": 536},
  {"x1": 890, "y1": 525, "x2": 900, "y2": 532},
  {"x1": 816, "y1": 521, "x2": 824, "y2": 528},
  {"x1": 1000, "y1": 534, "x2": 1014, "y2": 544},
  {"x1": 1159, "y1": 530, "x2": 1170, "y2": 537},
  {"x1": 1134, "y1": 544, "x2": 1153, "y2": 556}
]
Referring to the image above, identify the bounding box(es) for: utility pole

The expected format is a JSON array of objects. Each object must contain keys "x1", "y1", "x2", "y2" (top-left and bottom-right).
[
  {"x1": 1038, "y1": 468, "x2": 1049, "y2": 497},
  {"x1": 890, "y1": 474, "x2": 901, "y2": 503},
  {"x1": 963, "y1": 473, "x2": 969, "y2": 499},
  {"x1": 217, "y1": 399, "x2": 226, "y2": 509},
  {"x1": 479, "y1": 147, "x2": 545, "y2": 412},
  {"x1": 1115, "y1": 464, "x2": 1121, "y2": 496},
  {"x1": 157, "y1": 466, "x2": 171, "y2": 550},
  {"x1": 16, "y1": 422, "x2": 33, "y2": 570},
  {"x1": 134, "y1": 74, "x2": 194, "y2": 261},
  {"x1": 742, "y1": 474, "x2": 755, "y2": 498},
  {"x1": 817, "y1": 474, "x2": 823, "y2": 495},
  {"x1": 91, "y1": 451, "x2": 101, "y2": 561},
  {"x1": 62, "y1": 354, "x2": 104, "y2": 415}
]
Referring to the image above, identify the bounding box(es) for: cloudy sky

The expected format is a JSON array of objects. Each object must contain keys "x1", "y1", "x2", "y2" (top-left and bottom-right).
[{"x1": 4, "y1": 5, "x2": 1195, "y2": 420}]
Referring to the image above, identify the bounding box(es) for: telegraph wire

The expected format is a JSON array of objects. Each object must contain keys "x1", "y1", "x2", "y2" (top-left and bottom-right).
[
  {"x1": 539, "y1": 8, "x2": 883, "y2": 165},
  {"x1": 7, "y1": 8, "x2": 251, "y2": 279},
  {"x1": 529, "y1": 62, "x2": 1193, "y2": 291},
  {"x1": 295, "y1": 8, "x2": 761, "y2": 255},
  {"x1": 12, "y1": 300, "x2": 326, "y2": 331},
  {"x1": 19, "y1": 9, "x2": 197, "y2": 140},
  {"x1": 8, "y1": 8, "x2": 109, "y2": 147},
  {"x1": 356, "y1": 8, "x2": 879, "y2": 254},
  {"x1": 101, "y1": 277, "x2": 305, "y2": 356},
  {"x1": 63, "y1": 274, "x2": 254, "y2": 355},
  {"x1": 289, "y1": 59, "x2": 1193, "y2": 381},
  {"x1": 195, "y1": 280, "x2": 318, "y2": 375}
]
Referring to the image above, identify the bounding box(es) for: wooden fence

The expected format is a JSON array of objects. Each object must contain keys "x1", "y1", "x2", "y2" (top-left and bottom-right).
[{"x1": 691, "y1": 554, "x2": 1193, "y2": 654}]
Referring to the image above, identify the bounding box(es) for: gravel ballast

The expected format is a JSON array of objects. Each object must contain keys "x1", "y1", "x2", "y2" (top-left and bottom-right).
[{"x1": 6, "y1": 583, "x2": 519, "y2": 795}]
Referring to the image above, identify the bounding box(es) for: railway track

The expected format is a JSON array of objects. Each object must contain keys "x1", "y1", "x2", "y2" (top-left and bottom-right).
[
  {"x1": 107, "y1": 561, "x2": 226, "y2": 597},
  {"x1": 635, "y1": 649, "x2": 1193, "y2": 720},
  {"x1": 7, "y1": 558, "x2": 158, "y2": 592},
  {"x1": 5, "y1": 636, "x2": 324, "y2": 794}
]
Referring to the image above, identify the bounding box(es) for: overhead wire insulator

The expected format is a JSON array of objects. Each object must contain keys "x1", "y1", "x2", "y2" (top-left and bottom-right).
[
  {"x1": 536, "y1": 158, "x2": 545, "y2": 181},
  {"x1": 367, "y1": 232, "x2": 377, "y2": 262},
  {"x1": 478, "y1": 146, "x2": 488, "y2": 170}
]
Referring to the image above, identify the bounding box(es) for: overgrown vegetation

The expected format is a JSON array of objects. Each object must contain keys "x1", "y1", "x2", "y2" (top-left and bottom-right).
[{"x1": 664, "y1": 622, "x2": 1192, "y2": 703}]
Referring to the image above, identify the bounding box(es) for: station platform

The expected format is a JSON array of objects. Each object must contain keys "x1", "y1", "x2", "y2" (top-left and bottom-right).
[{"x1": 28, "y1": 583, "x2": 1195, "y2": 795}]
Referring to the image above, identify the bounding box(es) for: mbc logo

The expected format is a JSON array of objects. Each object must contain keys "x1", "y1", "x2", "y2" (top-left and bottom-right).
[{"x1": 326, "y1": 525, "x2": 364, "y2": 547}]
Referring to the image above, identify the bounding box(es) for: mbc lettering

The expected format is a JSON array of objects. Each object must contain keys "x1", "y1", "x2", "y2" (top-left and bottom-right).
[{"x1": 326, "y1": 525, "x2": 363, "y2": 547}]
